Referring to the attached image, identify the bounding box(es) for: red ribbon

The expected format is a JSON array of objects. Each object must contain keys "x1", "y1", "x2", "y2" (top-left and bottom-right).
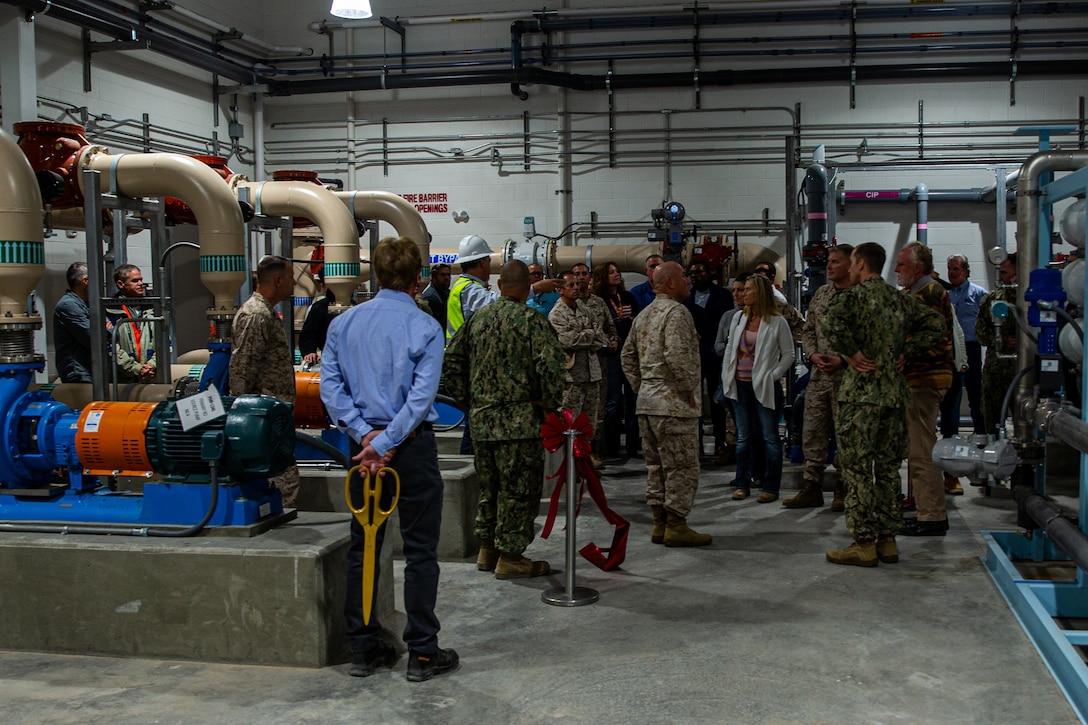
[{"x1": 540, "y1": 410, "x2": 629, "y2": 571}]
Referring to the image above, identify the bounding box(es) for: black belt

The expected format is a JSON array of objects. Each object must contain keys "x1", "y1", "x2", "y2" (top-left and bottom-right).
[{"x1": 371, "y1": 421, "x2": 433, "y2": 439}]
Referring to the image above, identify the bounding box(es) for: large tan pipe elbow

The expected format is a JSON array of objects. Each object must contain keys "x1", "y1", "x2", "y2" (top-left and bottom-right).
[
  {"x1": 0, "y1": 127, "x2": 45, "y2": 321},
  {"x1": 237, "y1": 181, "x2": 361, "y2": 308},
  {"x1": 79, "y1": 150, "x2": 247, "y2": 312},
  {"x1": 336, "y1": 190, "x2": 431, "y2": 273}
]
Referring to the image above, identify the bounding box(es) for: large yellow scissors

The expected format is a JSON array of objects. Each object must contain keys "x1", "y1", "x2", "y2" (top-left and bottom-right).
[{"x1": 345, "y1": 464, "x2": 400, "y2": 625}]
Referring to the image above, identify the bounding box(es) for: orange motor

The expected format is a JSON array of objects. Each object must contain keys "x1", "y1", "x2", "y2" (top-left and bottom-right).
[
  {"x1": 294, "y1": 371, "x2": 329, "y2": 429},
  {"x1": 74, "y1": 401, "x2": 157, "y2": 476}
]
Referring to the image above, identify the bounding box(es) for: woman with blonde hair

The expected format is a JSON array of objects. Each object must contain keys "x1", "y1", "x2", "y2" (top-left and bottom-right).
[{"x1": 720, "y1": 274, "x2": 795, "y2": 503}]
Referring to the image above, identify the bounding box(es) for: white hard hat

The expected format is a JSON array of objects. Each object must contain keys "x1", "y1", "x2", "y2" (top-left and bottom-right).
[{"x1": 456, "y1": 234, "x2": 494, "y2": 264}]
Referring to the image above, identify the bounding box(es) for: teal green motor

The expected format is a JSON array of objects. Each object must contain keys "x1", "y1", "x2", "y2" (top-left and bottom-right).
[{"x1": 145, "y1": 395, "x2": 295, "y2": 482}]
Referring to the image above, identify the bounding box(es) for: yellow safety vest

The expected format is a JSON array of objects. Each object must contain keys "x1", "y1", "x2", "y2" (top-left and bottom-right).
[{"x1": 445, "y1": 275, "x2": 483, "y2": 341}]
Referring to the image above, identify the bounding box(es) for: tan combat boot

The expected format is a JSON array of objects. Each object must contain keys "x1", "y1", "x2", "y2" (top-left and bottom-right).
[
  {"x1": 495, "y1": 553, "x2": 552, "y2": 580},
  {"x1": 782, "y1": 481, "x2": 824, "y2": 508},
  {"x1": 876, "y1": 535, "x2": 899, "y2": 564},
  {"x1": 831, "y1": 481, "x2": 846, "y2": 512},
  {"x1": 650, "y1": 505, "x2": 667, "y2": 545},
  {"x1": 663, "y1": 512, "x2": 712, "y2": 547},
  {"x1": 825, "y1": 540, "x2": 878, "y2": 567},
  {"x1": 476, "y1": 538, "x2": 499, "y2": 572}
]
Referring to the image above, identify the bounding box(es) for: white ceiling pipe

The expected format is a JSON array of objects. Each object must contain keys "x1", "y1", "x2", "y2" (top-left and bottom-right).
[
  {"x1": 161, "y1": 2, "x2": 313, "y2": 56},
  {"x1": 310, "y1": 0, "x2": 996, "y2": 30}
]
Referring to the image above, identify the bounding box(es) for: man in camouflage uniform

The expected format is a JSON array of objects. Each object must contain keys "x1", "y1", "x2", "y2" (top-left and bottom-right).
[
  {"x1": 977, "y1": 252, "x2": 1019, "y2": 434},
  {"x1": 621, "y1": 261, "x2": 710, "y2": 547},
  {"x1": 444, "y1": 261, "x2": 566, "y2": 580},
  {"x1": 572, "y1": 261, "x2": 618, "y2": 469},
  {"x1": 783, "y1": 244, "x2": 853, "y2": 510},
  {"x1": 550, "y1": 271, "x2": 612, "y2": 445},
  {"x1": 895, "y1": 242, "x2": 955, "y2": 538},
  {"x1": 822, "y1": 243, "x2": 946, "y2": 567},
  {"x1": 230, "y1": 255, "x2": 300, "y2": 507}
]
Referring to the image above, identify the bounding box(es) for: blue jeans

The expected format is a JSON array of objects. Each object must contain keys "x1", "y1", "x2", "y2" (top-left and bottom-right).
[
  {"x1": 733, "y1": 379, "x2": 783, "y2": 493},
  {"x1": 346, "y1": 430, "x2": 443, "y2": 655}
]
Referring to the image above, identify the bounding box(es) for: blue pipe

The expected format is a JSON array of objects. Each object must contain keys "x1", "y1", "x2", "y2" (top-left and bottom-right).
[{"x1": 199, "y1": 343, "x2": 232, "y2": 392}]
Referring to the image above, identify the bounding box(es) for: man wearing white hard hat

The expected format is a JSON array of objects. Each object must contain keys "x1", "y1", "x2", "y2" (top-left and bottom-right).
[{"x1": 446, "y1": 234, "x2": 558, "y2": 340}]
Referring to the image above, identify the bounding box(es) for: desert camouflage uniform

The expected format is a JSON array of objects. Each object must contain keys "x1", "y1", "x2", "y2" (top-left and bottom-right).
[
  {"x1": 822, "y1": 276, "x2": 946, "y2": 541},
  {"x1": 621, "y1": 293, "x2": 701, "y2": 516},
  {"x1": 582, "y1": 293, "x2": 618, "y2": 451},
  {"x1": 550, "y1": 299, "x2": 610, "y2": 432},
  {"x1": 976, "y1": 286, "x2": 1019, "y2": 434},
  {"x1": 230, "y1": 291, "x2": 299, "y2": 507},
  {"x1": 800, "y1": 282, "x2": 846, "y2": 486},
  {"x1": 444, "y1": 296, "x2": 566, "y2": 556}
]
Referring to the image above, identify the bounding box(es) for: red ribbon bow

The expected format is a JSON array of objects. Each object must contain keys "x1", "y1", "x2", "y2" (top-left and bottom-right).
[{"x1": 540, "y1": 410, "x2": 629, "y2": 571}]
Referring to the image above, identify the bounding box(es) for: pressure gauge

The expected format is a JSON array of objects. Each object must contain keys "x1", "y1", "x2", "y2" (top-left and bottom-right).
[{"x1": 987, "y1": 246, "x2": 1009, "y2": 266}]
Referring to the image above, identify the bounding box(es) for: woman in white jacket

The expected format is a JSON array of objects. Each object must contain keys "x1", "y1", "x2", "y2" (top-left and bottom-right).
[{"x1": 721, "y1": 274, "x2": 795, "y2": 502}]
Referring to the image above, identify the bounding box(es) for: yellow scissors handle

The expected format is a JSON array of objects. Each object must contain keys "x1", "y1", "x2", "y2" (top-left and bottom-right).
[{"x1": 343, "y1": 465, "x2": 401, "y2": 524}]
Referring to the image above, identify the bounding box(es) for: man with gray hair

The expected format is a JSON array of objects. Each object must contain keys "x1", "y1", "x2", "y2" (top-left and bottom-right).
[{"x1": 895, "y1": 242, "x2": 955, "y2": 537}]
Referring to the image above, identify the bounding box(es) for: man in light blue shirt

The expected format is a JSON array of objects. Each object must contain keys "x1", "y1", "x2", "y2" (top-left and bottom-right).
[
  {"x1": 321, "y1": 236, "x2": 459, "y2": 683},
  {"x1": 946, "y1": 253, "x2": 988, "y2": 436}
]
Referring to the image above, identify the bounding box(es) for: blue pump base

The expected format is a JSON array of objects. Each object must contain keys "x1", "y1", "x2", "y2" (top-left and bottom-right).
[
  {"x1": 0, "y1": 478, "x2": 286, "y2": 529},
  {"x1": 983, "y1": 530, "x2": 1088, "y2": 723}
]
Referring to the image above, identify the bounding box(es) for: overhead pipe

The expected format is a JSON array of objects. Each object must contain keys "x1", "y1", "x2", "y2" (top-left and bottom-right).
[
  {"x1": 233, "y1": 180, "x2": 361, "y2": 312},
  {"x1": 311, "y1": 0, "x2": 1045, "y2": 30},
  {"x1": 155, "y1": 2, "x2": 313, "y2": 57},
  {"x1": 268, "y1": 59, "x2": 1088, "y2": 98},
  {"x1": 0, "y1": 0, "x2": 267, "y2": 85},
  {"x1": 1015, "y1": 150, "x2": 1088, "y2": 440}
]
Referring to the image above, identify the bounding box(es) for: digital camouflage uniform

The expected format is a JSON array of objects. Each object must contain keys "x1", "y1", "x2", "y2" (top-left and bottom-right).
[
  {"x1": 229, "y1": 291, "x2": 300, "y2": 506},
  {"x1": 976, "y1": 286, "x2": 1019, "y2": 434},
  {"x1": 549, "y1": 299, "x2": 611, "y2": 432},
  {"x1": 620, "y1": 293, "x2": 702, "y2": 516},
  {"x1": 822, "y1": 277, "x2": 946, "y2": 541},
  {"x1": 800, "y1": 282, "x2": 846, "y2": 486},
  {"x1": 443, "y1": 296, "x2": 566, "y2": 556}
]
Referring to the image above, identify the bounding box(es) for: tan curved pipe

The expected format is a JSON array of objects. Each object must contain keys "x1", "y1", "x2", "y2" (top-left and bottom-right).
[
  {"x1": 235, "y1": 180, "x2": 361, "y2": 311},
  {"x1": 78, "y1": 149, "x2": 247, "y2": 312},
  {"x1": 0, "y1": 127, "x2": 45, "y2": 321},
  {"x1": 335, "y1": 190, "x2": 431, "y2": 280}
]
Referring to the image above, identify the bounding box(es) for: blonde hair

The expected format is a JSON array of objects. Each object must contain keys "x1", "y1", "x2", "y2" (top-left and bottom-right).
[{"x1": 744, "y1": 274, "x2": 781, "y2": 319}]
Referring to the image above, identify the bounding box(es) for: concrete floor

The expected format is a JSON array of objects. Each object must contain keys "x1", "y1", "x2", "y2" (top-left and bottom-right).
[{"x1": 1, "y1": 452, "x2": 1080, "y2": 724}]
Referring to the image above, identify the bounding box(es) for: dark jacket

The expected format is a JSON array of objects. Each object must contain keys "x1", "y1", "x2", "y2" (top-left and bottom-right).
[
  {"x1": 684, "y1": 283, "x2": 735, "y2": 366},
  {"x1": 299, "y1": 289, "x2": 336, "y2": 357}
]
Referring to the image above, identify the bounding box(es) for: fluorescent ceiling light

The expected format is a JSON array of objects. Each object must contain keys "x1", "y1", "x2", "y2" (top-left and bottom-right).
[{"x1": 330, "y1": 0, "x2": 372, "y2": 19}]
